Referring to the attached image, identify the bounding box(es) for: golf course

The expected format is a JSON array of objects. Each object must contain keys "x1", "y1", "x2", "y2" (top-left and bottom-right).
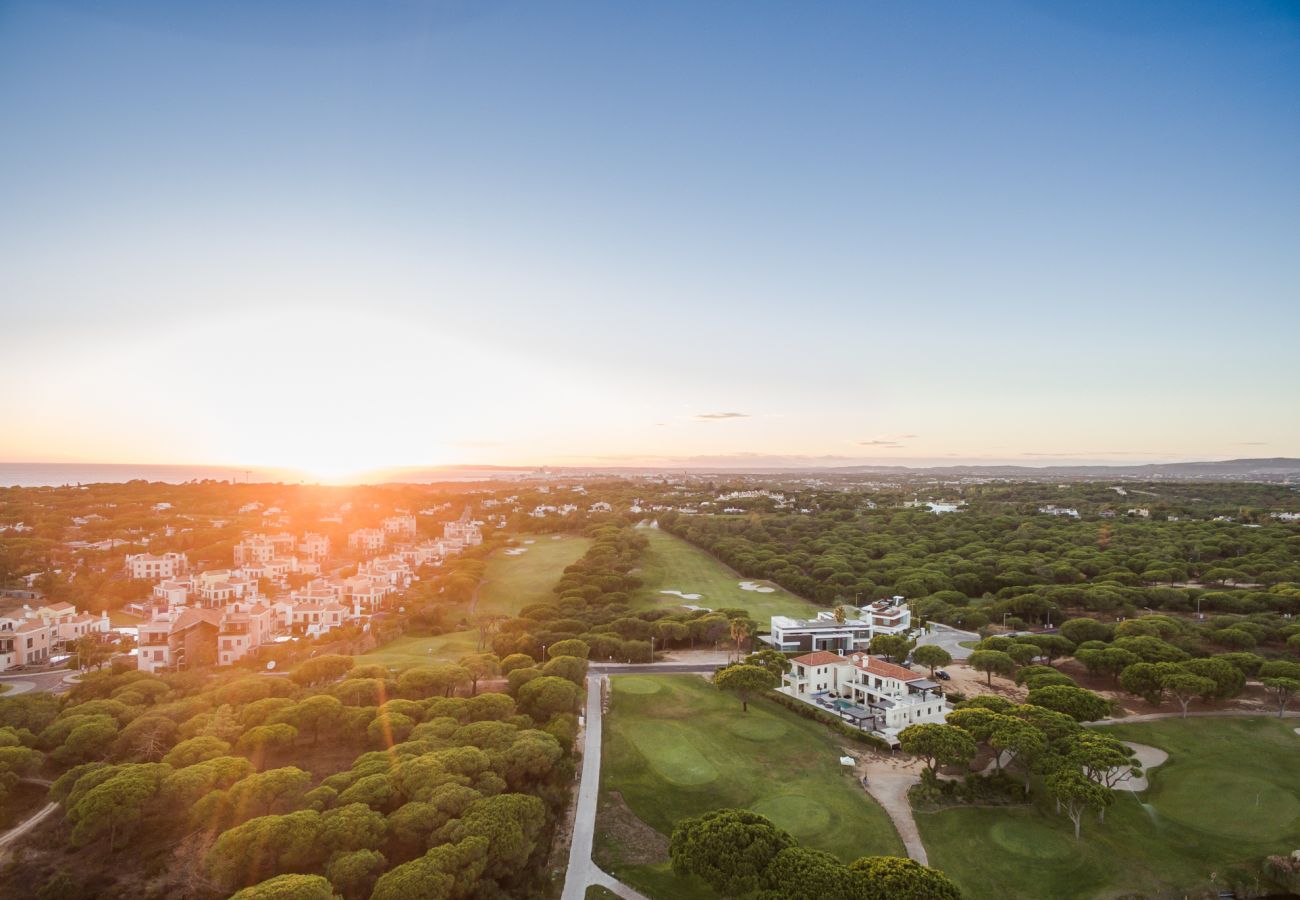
[
  {"x1": 596, "y1": 674, "x2": 903, "y2": 899},
  {"x1": 359, "y1": 534, "x2": 589, "y2": 668},
  {"x1": 915, "y1": 717, "x2": 1300, "y2": 899},
  {"x1": 473, "y1": 533, "x2": 592, "y2": 617},
  {"x1": 631, "y1": 526, "x2": 816, "y2": 620}
]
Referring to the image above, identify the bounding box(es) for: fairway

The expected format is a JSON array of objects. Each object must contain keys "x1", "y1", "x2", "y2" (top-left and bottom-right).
[
  {"x1": 358, "y1": 629, "x2": 481, "y2": 669},
  {"x1": 632, "y1": 527, "x2": 816, "y2": 620},
  {"x1": 916, "y1": 717, "x2": 1300, "y2": 899},
  {"x1": 474, "y1": 534, "x2": 592, "y2": 617},
  {"x1": 596, "y1": 674, "x2": 903, "y2": 899}
]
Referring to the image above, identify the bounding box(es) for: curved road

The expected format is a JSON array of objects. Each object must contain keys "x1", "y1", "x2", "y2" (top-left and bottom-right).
[{"x1": 561, "y1": 676, "x2": 649, "y2": 900}]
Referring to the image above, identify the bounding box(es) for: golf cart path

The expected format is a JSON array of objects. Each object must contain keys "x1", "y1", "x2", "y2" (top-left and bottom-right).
[
  {"x1": 1095, "y1": 709, "x2": 1300, "y2": 724},
  {"x1": 856, "y1": 756, "x2": 927, "y2": 865},
  {"x1": 0, "y1": 780, "x2": 58, "y2": 853},
  {"x1": 560, "y1": 676, "x2": 650, "y2": 900}
]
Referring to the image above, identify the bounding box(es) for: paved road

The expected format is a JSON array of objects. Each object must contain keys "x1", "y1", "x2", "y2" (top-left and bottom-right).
[
  {"x1": 0, "y1": 670, "x2": 71, "y2": 694},
  {"x1": 858, "y1": 765, "x2": 927, "y2": 864},
  {"x1": 914, "y1": 623, "x2": 978, "y2": 661},
  {"x1": 561, "y1": 676, "x2": 649, "y2": 900}
]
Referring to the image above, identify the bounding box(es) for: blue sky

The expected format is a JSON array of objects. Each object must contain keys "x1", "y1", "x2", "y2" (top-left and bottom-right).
[{"x1": 1, "y1": 0, "x2": 1297, "y2": 474}]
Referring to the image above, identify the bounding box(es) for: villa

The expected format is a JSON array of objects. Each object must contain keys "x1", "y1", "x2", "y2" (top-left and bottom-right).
[
  {"x1": 123, "y1": 551, "x2": 189, "y2": 581},
  {"x1": 765, "y1": 597, "x2": 911, "y2": 654},
  {"x1": 781, "y1": 649, "x2": 950, "y2": 736}
]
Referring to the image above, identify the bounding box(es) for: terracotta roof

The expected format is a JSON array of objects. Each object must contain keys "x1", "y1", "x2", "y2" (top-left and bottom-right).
[
  {"x1": 791, "y1": 650, "x2": 845, "y2": 666},
  {"x1": 849, "y1": 654, "x2": 924, "y2": 682},
  {"x1": 173, "y1": 608, "x2": 223, "y2": 631}
]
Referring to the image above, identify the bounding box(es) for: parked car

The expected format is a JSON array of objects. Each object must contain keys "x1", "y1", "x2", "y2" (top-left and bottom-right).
[{"x1": 934, "y1": 669, "x2": 951, "y2": 681}]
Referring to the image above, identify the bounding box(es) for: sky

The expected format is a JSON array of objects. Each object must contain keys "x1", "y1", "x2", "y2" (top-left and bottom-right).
[{"x1": 2, "y1": 0, "x2": 1298, "y2": 479}]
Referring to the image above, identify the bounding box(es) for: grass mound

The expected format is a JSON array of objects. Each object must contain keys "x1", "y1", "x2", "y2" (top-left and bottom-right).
[
  {"x1": 727, "y1": 716, "x2": 787, "y2": 741},
  {"x1": 750, "y1": 795, "x2": 832, "y2": 841},
  {"x1": 1159, "y1": 768, "x2": 1298, "y2": 841},
  {"x1": 615, "y1": 677, "x2": 663, "y2": 695},
  {"x1": 625, "y1": 721, "x2": 719, "y2": 786},
  {"x1": 989, "y1": 819, "x2": 1075, "y2": 860}
]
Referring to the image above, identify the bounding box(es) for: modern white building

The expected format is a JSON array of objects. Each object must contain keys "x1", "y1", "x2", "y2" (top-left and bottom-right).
[{"x1": 766, "y1": 598, "x2": 911, "y2": 654}]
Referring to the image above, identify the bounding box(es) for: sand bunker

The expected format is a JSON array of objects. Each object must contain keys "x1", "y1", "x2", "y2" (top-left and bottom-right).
[
  {"x1": 738, "y1": 581, "x2": 776, "y2": 593},
  {"x1": 502, "y1": 547, "x2": 529, "y2": 556},
  {"x1": 523, "y1": 539, "x2": 535, "y2": 544},
  {"x1": 1109, "y1": 742, "x2": 1169, "y2": 792},
  {"x1": 660, "y1": 590, "x2": 703, "y2": 601}
]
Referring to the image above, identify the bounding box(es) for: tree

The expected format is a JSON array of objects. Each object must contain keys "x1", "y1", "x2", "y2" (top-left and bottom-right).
[
  {"x1": 1120, "y1": 661, "x2": 1183, "y2": 705},
  {"x1": 547, "y1": 638, "x2": 590, "y2": 659},
  {"x1": 279, "y1": 695, "x2": 344, "y2": 745},
  {"x1": 761, "y1": 846, "x2": 849, "y2": 900},
  {"x1": 670, "y1": 809, "x2": 795, "y2": 896},
  {"x1": 457, "y1": 654, "x2": 500, "y2": 694},
  {"x1": 498, "y1": 653, "x2": 536, "y2": 675},
  {"x1": 969, "y1": 650, "x2": 1015, "y2": 686},
  {"x1": 163, "y1": 736, "x2": 232, "y2": 768},
  {"x1": 230, "y1": 874, "x2": 338, "y2": 900},
  {"x1": 227, "y1": 767, "x2": 313, "y2": 819},
  {"x1": 845, "y1": 855, "x2": 961, "y2": 900},
  {"x1": 1075, "y1": 647, "x2": 1138, "y2": 682},
  {"x1": 398, "y1": 665, "x2": 471, "y2": 699},
  {"x1": 729, "y1": 617, "x2": 757, "y2": 662},
  {"x1": 714, "y1": 664, "x2": 777, "y2": 713},
  {"x1": 1068, "y1": 733, "x2": 1140, "y2": 810},
  {"x1": 325, "y1": 849, "x2": 385, "y2": 900},
  {"x1": 1021, "y1": 634, "x2": 1075, "y2": 665},
  {"x1": 898, "y1": 723, "x2": 976, "y2": 776},
  {"x1": 1179, "y1": 657, "x2": 1244, "y2": 700},
  {"x1": 73, "y1": 635, "x2": 113, "y2": 671},
  {"x1": 291, "y1": 655, "x2": 355, "y2": 687},
  {"x1": 1046, "y1": 768, "x2": 1113, "y2": 839},
  {"x1": 517, "y1": 675, "x2": 582, "y2": 721},
  {"x1": 1025, "y1": 685, "x2": 1112, "y2": 722},
  {"x1": 1159, "y1": 671, "x2": 1216, "y2": 723},
  {"x1": 743, "y1": 649, "x2": 793, "y2": 678},
  {"x1": 988, "y1": 717, "x2": 1046, "y2": 788},
  {"x1": 68, "y1": 763, "x2": 167, "y2": 851},
  {"x1": 1059, "y1": 617, "x2": 1113, "y2": 645},
  {"x1": 206, "y1": 810, "x2": 325, "y2": 889},
  {"x1": 370, "y1": 835, "x2": 488, "y2": 900},
  {"x1": 541, "y1": 655, "x2": 588, "y2": 686},
  {"x1": 1261, "y1": 677, "x2": 1300, "y2": 718},
  {"x1": 868, "y1": 633, "x2": 912, "y2": 664},
  {"x1": 237, "y1": 723, "x2": 299, "y2": 756},
  {"x1": 912, "y1": 645, "x2": 951, "y2": 677}
]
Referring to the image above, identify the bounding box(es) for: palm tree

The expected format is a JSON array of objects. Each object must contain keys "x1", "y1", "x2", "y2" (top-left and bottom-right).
[
  {"x1": 833, "y1": 604, "x2": 847, "y2": 625},
  {"x1": 729, "y1": 617, "x2": 754, "y2": 662}
]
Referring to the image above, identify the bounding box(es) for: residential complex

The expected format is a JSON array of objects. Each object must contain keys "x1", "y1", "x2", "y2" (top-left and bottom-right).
[{"x1": 1, "y1": 601, "x2": 111, "y2": 671}]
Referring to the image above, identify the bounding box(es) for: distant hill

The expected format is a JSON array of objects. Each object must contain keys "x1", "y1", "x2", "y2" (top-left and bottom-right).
[{"x1": 823, "y1": 458, "x2": 1300, "y2": 479}]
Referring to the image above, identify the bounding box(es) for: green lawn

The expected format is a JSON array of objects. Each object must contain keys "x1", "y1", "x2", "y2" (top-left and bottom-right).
[
  {"x1": 475, "y1": 534, "x2": 591, "y2": 617},
  {"x1": 632, "y1": 527, "x2": 816, "y2": 621},
  {"x1": 109, "y1": 610, "x2": 144, "y2": 627},
  {"x1": 358, "y1": 630, "x2": 481, "y2": 670},
  {"x1": 915, "y1": 717, "x2": 1300, "y2": 899},
  {"x1": 596, "y1": 674, "x2": 903, "y2": 898},
  {"x1": 584, "y1": 888, "x2": 619, "y2": 900}
]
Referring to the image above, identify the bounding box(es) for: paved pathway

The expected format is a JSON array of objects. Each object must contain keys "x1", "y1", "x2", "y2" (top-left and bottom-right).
[
  {"x1": 0, "y1": 797, "x2": 57, "y2": 853},
  {"x1": 561, "y1": 676, "x2": 649, "y2": 900},
  {"x1": 0, "y1": 680, "x2": 35, "y2": 696},
  {"x1": 857, "y1": 761, "x2": 927, "y2": 864},
  {"x1": 914, "y1": 623, "x2": 978, "y2": 661},
  {"x1": 1093, "y1": 709, "x2": 1300, "y2": 725}
]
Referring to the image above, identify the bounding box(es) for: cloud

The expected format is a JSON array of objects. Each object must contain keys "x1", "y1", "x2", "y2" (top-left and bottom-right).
[
  {"x1": 694, "y1": 412, "x2": 749, "y2": 421},
  {"x1": 855, "y1": 434, "x2": 916, "y2": 449}
]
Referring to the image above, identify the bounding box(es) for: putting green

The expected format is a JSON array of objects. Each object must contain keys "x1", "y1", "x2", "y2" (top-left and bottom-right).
[
  {"x1": 750, "y1": 795, "x2": 832, "y2": 840},
  {"x1": 726, "y1": 716, "x2": 788, "y2": 741},
  {"x1": 615, "y1": 677, "x2": 663, "y2": 695},
  {"x1": 625, "y1": 721, "x2": 718, "y2": 785},
  {"x1": 1158, "y1": 769, "x2": 1299, "y2": 841},
  {"x1": 989, "y1": 818, "x2": 1075, "y2": 860}
]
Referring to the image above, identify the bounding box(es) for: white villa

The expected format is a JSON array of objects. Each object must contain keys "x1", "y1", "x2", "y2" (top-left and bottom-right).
[
  {"x1": 766, "y1": 597, "x2": 911, "y2": 654},
  {"x1": 124, "y1": 551, "x2": 189, "y2": 581},
  {"x1": 782, "y1": 650, "x2": 950, "y2": 735}
]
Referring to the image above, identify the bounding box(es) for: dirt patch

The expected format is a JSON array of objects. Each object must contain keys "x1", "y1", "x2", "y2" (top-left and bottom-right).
[{"x1": 593, "y1": 791, "x2": 669, "y2": 868}]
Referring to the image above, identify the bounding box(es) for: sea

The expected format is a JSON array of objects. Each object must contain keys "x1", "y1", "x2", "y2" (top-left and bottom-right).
[{"x1": 0, "y1": 463, "x2": 529, "y2": 487}]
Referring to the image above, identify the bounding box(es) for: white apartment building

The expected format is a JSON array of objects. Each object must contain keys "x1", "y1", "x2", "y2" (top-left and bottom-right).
[
  {"x1": 766, "y1": 598, "x2": 911, "y2": 654},
  {"x1": 382, "y1": 514, "x2": 417, "y2": 539},
  {"x1": 124, "y1": 552, "x2": 189, "y2": 581},
  {"x1": 298, "y1": 532, "x2": 331, "y2": 561},
  {"x1": 348, "y1": 528, "x2": 386, "y2": 555}
]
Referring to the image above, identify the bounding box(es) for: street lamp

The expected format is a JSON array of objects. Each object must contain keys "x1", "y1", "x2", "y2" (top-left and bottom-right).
[{"x1": 650, "y1": 635, "x2": 655, "y2": 663}]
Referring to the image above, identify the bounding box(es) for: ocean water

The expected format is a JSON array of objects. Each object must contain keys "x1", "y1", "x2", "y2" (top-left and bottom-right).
[
  {"x1": 0, "y1": 463, "x2": 527, "y2": 487},
  {"x1": 0, "y1": 463, "x2": 284, "y2": 487}
]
